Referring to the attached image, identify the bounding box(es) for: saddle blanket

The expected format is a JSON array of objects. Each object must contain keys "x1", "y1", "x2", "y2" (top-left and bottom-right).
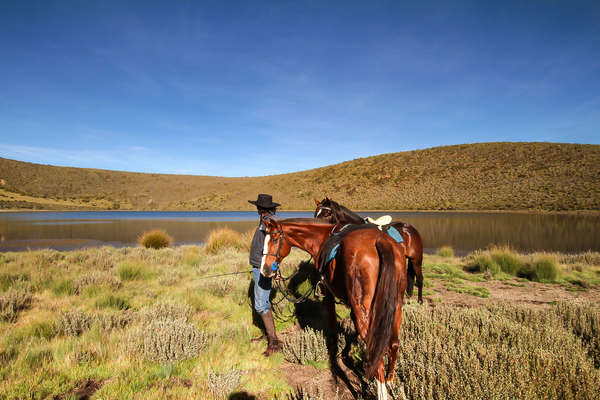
[{"x1": 323, "y1": 224, "x2": 403, "y2": 268}]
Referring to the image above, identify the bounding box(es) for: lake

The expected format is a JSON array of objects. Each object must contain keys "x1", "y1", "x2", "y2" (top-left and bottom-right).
[{"x1": 0, "y1": 211, "x2": 598, "y2": 254}]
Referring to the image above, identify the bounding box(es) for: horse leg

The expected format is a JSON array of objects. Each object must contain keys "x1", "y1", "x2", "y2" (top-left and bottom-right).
[
  {"x1": 324, "y1": 291, "x2": 338, "y2": 367},
  {"x1": 415, "y1": 254, "x2": 424, "y2": 304},
  {"x1": 385, "y1": 303, "x2": 403, "y2": 382},
  {"x1": 375, "y1": 363, "x2": 389, "y2": 400},
  {"x1": 406, "y1": 257, "x2": 415, "y2": 299}
]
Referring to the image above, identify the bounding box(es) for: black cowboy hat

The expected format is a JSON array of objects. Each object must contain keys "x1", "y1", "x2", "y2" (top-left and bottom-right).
[{"x1": 248, "y1": 193, "x2": 280, "y2": 209}]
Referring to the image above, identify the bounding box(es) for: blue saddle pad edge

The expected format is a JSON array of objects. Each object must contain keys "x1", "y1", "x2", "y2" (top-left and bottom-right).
[
  {"x1": 386, "y1": 226, "x2": 404, "y2": 243},
  {"x1": 327, "y1": 244, "x2": 340, "y2": 264}
]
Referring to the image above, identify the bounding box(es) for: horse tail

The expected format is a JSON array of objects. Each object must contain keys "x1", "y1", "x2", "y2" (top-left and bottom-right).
[{"x1": 365, "y1": 235, "x2": 399, "y2": 379}]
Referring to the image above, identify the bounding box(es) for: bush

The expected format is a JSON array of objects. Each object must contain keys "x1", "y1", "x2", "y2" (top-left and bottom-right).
[
  {"x1": 394, "y1": 303, "x2": 600, "y2": 400},
  {"x1": 73, "y1": 272, "x2": 121, "y2": 294},
  {"x1": 126, "y1": 319, "x2": 208, "y2": 362},
  {"x1": 205, "y1": 228, "x2": 244, "y2": 254},
  {"x1": 207, "y1": 368, "x2": 242, "y2": 399},
  {"x1": 0, "y1": 288, "x2": 32, "y2": 322},
  {"x1": 282, "y1": 327, "x2": 328, "y2": 365},
  {"x1": 96, "y1": 311, "x2": 134, "y2": 331},
  {"x1": 136, "y1": 301, "x2": 192, "y2": 325},
  {"x1": 138, "y1": 229, "x2": 173, "y2": 249},
  {"x1": 436, "y1": 246, "x2": 454, "y2": 258},
  {"x1": 57, "y1": 311, "x2": 93, "y2": 336}
]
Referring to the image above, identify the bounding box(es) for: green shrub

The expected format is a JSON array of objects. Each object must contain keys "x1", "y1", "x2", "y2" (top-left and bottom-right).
[
  {"x1": 205, "y1": 228, "x2": 244, "y2": 254},
  {"x1": 0, "y1": 288, "x2": 32, "y2": 322},
  {"x1": 138, "y1": 229, "x2": 173, "y2": 249},
  {"x1": 207, "y1": 368, "x2": 242, "y2": 399},
  {"x1": 126, "y1": 319, "x2": 208, "y2": 361},
  {"x1": 95, "y1": 294, "x2": 130, "y2": 310},
  {"x1": 436, "y1": 246, "x2": 454, "y2": 258},
  {"x1": 534, "y1": 256, "x2": 560, "y2": 282},
  {"x1": 282, "y1": 327, "x2": 328, "y2": 365}
]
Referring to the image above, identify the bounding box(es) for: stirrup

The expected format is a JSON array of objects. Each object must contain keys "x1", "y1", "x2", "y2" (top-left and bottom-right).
[{"x1": 315, "y1": 280, "x2": 326, "y2": 298}]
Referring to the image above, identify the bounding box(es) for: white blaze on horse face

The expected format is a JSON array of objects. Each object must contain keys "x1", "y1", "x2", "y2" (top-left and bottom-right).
[
  {"x1": 316, "y1": 208, "x2": 323, "y2": 217},
  {"x1": 260, "y1": 234, "x2": 271, "y2": 270}
]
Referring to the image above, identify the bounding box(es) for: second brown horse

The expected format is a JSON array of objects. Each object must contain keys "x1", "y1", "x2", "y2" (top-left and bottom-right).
[
  {"x1": 260, "y1": 217, "x2": 406, "y2": 400},
  {"x1": 314, "y1": 197, "x2": 424, "y2": 304}
]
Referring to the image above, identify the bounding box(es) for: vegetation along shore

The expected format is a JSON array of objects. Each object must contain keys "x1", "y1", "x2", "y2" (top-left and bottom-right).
[
  {"x1": 1, "y1": 142, "x2": 599, "y2": 212},
  {"x1": 1, "y1": 228, "x2": 599, "y2": 399}
]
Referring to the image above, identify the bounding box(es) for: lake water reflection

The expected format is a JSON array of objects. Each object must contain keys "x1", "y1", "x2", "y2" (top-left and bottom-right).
[{"x1": 0, "y1": 211, "x2": 598, "y2": 253}]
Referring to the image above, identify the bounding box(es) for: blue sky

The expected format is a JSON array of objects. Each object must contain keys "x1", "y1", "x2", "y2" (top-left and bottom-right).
[{"x1": 1, "y1": 1, "x2": 599, "y2": 177}]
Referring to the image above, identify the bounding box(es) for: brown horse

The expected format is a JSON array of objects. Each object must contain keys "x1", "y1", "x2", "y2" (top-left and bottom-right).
[
  {"x1": 314, "y1": 197, "x2": 424, "y2": 304},
  {"x1": 260, "y1": 217, "x2": 406, "y2": 400}
]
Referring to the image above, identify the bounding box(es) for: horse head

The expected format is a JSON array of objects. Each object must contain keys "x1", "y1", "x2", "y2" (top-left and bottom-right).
[
  {"x1": 260, "y1": 216, "x2": 293, "y2": 278},
  {"x1": 314, "y1": 197, "x2": 335, "y2": 220}
]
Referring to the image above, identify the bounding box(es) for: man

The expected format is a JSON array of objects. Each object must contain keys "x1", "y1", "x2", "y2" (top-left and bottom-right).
[{"x1": 248, "y1": 193, "x2": 282, "y2": 356}]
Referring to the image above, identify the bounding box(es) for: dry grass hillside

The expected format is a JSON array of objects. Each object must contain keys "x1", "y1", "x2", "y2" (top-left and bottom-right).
[{"x1": 1, "y1": 142, "x2": 598, "y2": 211}]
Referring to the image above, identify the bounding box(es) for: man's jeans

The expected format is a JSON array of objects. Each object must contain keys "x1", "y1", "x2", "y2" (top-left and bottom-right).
[{"x1": 252, "y1": 267, "x2": 272, "y2": 315}]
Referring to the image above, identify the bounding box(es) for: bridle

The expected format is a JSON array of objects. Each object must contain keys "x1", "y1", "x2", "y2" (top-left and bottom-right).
[
  {"x1": 314, "y1": 205, "x2": 332, "y2": 219},
  {"x1": 263, "y1": 220, "x2": 293, "y2": 272}
]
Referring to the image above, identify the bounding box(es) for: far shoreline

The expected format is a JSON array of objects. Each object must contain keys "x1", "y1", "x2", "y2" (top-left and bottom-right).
[{"x1": 1, "y1": 208, "x2": 599, "y2": 216}]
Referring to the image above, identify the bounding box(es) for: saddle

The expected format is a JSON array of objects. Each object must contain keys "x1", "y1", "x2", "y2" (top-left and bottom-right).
[{"x1": 317, "y1": 221, "x2": 403, "y2": 274}]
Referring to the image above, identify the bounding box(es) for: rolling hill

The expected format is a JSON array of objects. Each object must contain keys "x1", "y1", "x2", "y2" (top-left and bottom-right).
[{"x1": 1, "y1": 142, "x2": 598, "y2": 211}]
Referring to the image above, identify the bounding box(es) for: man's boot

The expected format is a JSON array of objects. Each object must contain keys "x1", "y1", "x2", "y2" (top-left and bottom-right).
[{"x1": 259, "y1": 310, "x2": 282, "y2": 356}]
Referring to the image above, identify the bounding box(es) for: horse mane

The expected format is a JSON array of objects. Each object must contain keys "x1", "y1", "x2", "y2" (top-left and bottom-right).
[
  {"x1": 328, "y1": 200, "x2": 364, "y2": 224},
  {"x1": 278, "y1": 217, "x2": 332, "y2": 225}
]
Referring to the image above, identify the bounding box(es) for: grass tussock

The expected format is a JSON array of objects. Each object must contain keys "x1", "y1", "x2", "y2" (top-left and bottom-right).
[
  {"x1": 204, "y1": 228, "x2": 245, "y2": 254},
  {"x1": 282, "y1": 327, "x2": 328, "y2": 365},
  {"x1": 117, "y1": 262, "x2": 152, "y2": 281},
  {"x1": 0, "y1": 288, "x2": 32, "y2": 322},
  {"x1": 465, "y1": 248, "x2": 562, "y2": 283},
  {"x1": 435, "y1": 246, "x2": 454, "y2": 258},
  {"x1": 95, "y1": 294, "x2": 130, "y2": 310},
  {"x1": 138, "y1": 229, "x2": 173, "y2": 249}
]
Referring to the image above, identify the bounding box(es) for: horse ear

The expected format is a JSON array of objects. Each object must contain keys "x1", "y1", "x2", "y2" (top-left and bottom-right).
[
  {"x1": 261, "y1": 214, "x2": 277, "y2": 228},
  {"x1": 314, "y1": 197, "x2": 320, "y2": 206}
]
